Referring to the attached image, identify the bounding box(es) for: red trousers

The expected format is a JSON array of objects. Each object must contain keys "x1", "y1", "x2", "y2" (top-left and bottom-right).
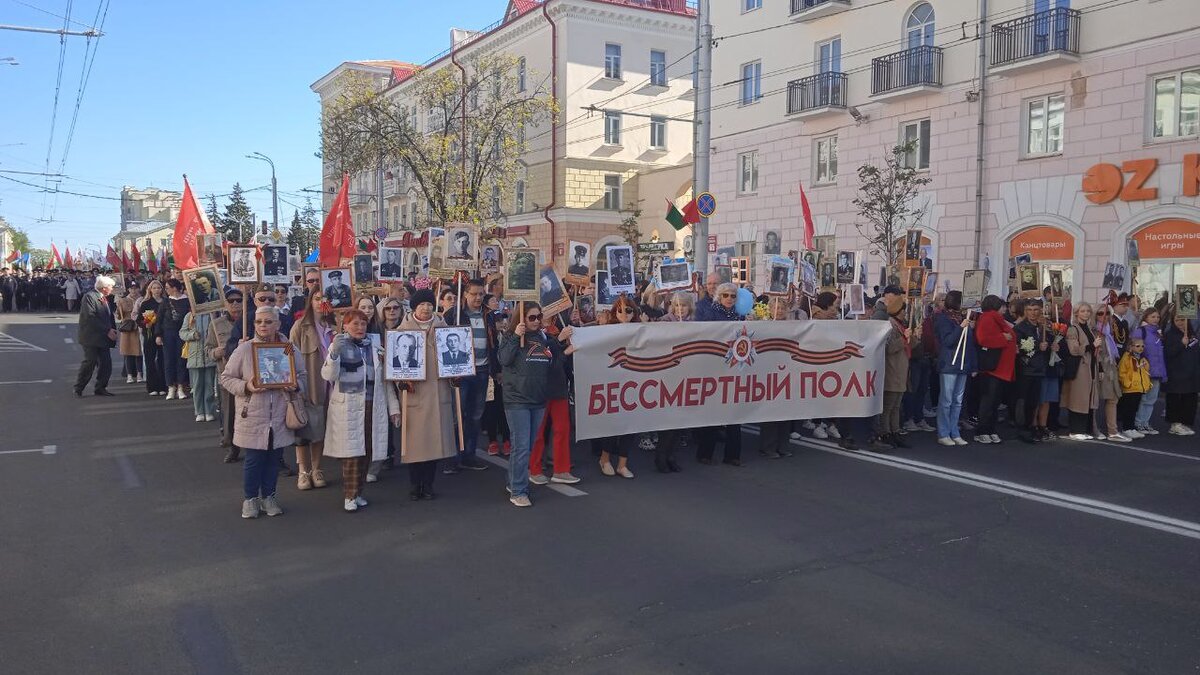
[{"x1": 530, "y1": 398, "x2": 571, "y2": 475}]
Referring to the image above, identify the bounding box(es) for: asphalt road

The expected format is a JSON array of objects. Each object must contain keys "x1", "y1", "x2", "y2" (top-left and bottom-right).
[{"x1": 2, "y1": 313, "x2": 1199, "y2": 674}]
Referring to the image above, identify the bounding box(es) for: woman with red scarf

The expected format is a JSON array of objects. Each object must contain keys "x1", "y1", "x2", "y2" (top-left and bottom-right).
[{"x1": 973, "y1": 295, "x2": 1017, "y2": 443}]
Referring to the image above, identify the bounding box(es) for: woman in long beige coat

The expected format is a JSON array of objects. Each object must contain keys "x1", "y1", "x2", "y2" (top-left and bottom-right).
[
  {"x1": 114, "y1": 285, "x2": 142, "y2": 383},
  {"x1": 321, "y1": 308, "x2": 398, "y2": 513},
  {"x1": 1063, "y1": 302, "x2": 1101, "y2": 440},
  {"x1": 289, "y1": 289, "x2": 335, "y2": 491},
  {"x1": 396, "y1": 289, "x2": 458, "y2": 500}
]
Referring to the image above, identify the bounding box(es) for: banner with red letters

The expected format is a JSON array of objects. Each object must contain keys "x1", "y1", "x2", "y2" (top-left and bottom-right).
[{"x1": 571, "y1": 320, "x2": 891, "y2": 440}]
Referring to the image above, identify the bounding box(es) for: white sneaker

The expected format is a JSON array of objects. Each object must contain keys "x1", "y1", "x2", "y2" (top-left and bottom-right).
[
  {"x1": 509, "y1": 494, "x2": 532, "y2": 507},
  {"x1": 1139, "y1": 425, "x2": 1159, "y2": 435},
  {"x1": 789, "y1": 432, "x2": 802, "y2": 440},
  {"x1": 917, "y1": 420, "x2": 936, "y2": 432},
  {"x1": 178, "y1": 389, "x2": 190, "y2": 399},
  {"x1": 241, "y1": 498, "x2": 260, "y2": 519},
  {"x1": 529, "y1": 473, "x2": 549, "y2": 485},
  {"x1": 902, "y1": 420, "x2": 921, "y2": 432},
  {"x1": 203, "y1": 414, "x2": 215, "y2": 422},
  {"x1": 1108, "y1": 433, "x2": 1131, "y2": 442},
  {"x1": 136, "y1": 375, "x2": 145, "y2": 383},
  {"x1": 937, "y1": 437, "x2": 957, "y2": 446},
  {"x1": 165, "y1": 386, "x2": 177, "y2": 400},
  {"x1": 617, "y1": 466, "x2": 635, "y2": 479},
  {"x1": 973, "y1": 435, "x2": 994, "y2": 444},
  {"x1": 802, "y1": 420, "x2": 816, "y2": 430},
  {"x1": 150, "y1": 391, "x2": 162, "y2": 396},
  {"x1": 126, "y1": 375, "x2": 135, "y2": 384},
  {"x1": 1123, "y1": 428, "x2": 1145, "y2": 439},
  {"x1": 195, "y1": 414, "x2": 204, "y2": 422},
  {"x1": 1094, "y1": 433, "x2": 1107, "y2": 441},
  {"x1": 812, "y1": 424, "x2": 829, "y2": 439},
  {"x1": 1183, "y1": 425, "x2": 1197, "y2": 436},
  {"x1": 1169, "y1": 423, "x2": 1189, "y2": 436},
  {"x1": 1068, "y1": 433, "x2": 1093, "y2": 441},
  {"x1": 989, "y1": 435, "x2": 1003, "y2": 444},
  {"x1": 260, "y1": 495, "x2": 283, "y2": 517},
  {"x1": 365, "y1": 473, "x2": 378, "y2": 483},
  {"x1": 354, "y1": 495, "x2": 369, "y2": 508},
  {"x1": 826, "y1": 425, "x2": 842, "y2": 440},
  {"x1": 344, "y1": 499, "x2": 358, "y2": 512},
  {"x1": 952, "y1": 437, "x2": 968, "y2": 446}
]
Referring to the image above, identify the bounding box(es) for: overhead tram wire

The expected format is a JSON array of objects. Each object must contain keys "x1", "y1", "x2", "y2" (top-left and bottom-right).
[{"x1": 41, "y1": 0, "x2": 75, "y2": 220}]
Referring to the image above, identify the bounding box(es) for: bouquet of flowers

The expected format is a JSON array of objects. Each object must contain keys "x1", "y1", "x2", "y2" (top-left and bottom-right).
[
  {"x1": 1018, "y1": 336, "x2": 1036, "y2": 357},
  {"x1": 140, "y1": 309, "x2": 157, "y2": 328},
  {"x1": 750, "y1": 301, "x2": 771, "y2": 320}
]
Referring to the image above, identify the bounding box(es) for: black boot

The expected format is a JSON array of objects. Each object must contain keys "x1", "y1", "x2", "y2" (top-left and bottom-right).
[
  {"x1": 655, "y1": 456, "x2": 670, "y2": 473},
  {"x1": 890, "y1": 433, "x2": 910, "y2": 449},
  {"x1": 223, "y1": 446, "x2": 241, "y2": 463}
]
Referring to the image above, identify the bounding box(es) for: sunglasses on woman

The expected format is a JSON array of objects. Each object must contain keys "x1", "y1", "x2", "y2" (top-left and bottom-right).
[
  {"x1": 618, "y1": 307, "x2": 636, "y2": 314},
  {"x1": 526, "y1": 314, "x2": 542, "y2": 321}
]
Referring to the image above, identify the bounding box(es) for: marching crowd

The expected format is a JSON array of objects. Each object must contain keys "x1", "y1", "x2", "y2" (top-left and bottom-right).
[{"x1": 45, "y1": 262, "x2": 1200, "y2": 519}]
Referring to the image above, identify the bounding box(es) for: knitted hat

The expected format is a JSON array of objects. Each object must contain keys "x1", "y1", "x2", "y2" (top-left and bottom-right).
[{"x1": 410, "y1": 289, "x2": 436, "y2": 309}]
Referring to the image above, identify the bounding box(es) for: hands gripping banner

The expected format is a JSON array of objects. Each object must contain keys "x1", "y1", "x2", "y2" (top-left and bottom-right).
[{"x1": 571, "y1": 321, "x2": 891, "y2": 440}]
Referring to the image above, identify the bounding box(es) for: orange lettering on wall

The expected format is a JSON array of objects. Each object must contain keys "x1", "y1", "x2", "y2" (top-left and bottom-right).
[
  {"x1": 1184, "y1": 153, "x2": 1200, "y2": 198},
  {"x1": 1083, "y1": 163, "x2": 1122, "y2": 204},
  {"x1": 1120, "y1": 158, "x2": 1159, "y2": 201}
]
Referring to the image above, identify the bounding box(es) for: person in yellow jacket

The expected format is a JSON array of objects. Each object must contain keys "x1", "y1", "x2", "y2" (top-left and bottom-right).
[{"x1": 1117, "y1": 338, "x2": 1151, "y2": 438}]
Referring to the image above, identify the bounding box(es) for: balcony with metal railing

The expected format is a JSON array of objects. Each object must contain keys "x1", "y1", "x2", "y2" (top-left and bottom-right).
[
  {"x1": 786, "y1": 72, "x2": 848, "y2": 118},
  {"x1": 991, "y1": 7, "x2": 1080, "y2": 75},
  {"x1": 789, "y1": 0, "x2": 850, "y2": 21},
  {"x1": 871, "y1": 45, "x2": 943, "y2": 100}
]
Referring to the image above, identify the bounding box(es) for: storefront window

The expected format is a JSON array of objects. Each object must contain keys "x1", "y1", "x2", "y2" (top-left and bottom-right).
[{"x1": 1135, "y1": 262, "x2": 1200, "y2": 308}]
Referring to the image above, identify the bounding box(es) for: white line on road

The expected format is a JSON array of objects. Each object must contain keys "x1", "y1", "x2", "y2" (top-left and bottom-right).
[
  {"x1": 63, "y1": 338, "x2": 73, "y2": 344},
  {"x1": 0, "y1": 379, "x2": 52, "y2": 385},
  {"x1": 791, "y1": 436, "x2": 1200, "y2": 541},
  {"x1": 115, "y1": 455, "x2": 142, "y2": 489},
  {"x1": 0, "y1": 331, "x2": 47, "y2": 352},
  {"x1": 477, "y1": 452, "x2": 587, "y2": 497},
  {"x1": 0, "y1": 445, "x2": 57, "y2": 456},
  {"x1": 1086, "y1": 439, "x2": 1200, "y2": 462}
]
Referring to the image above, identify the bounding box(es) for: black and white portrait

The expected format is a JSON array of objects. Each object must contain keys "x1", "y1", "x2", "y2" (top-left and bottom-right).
[
  {"x1": 321, "y1": 268, "x2": 353, "y2": 309},
  {"x1": 565, "y1": 241, "x2": 591, "y2": 285},
  {"x1": 594, "y1": 270, "x2": 614, "y2": 308},
  {"x1": 1018, "y1": 263, "x2": 1041, "y2": 296},
  {"x1": 907, "y1": 267, "x2": 925, "y2": 298},
  {"x1": 715, "y1": 265, "x2": 733, "y2": 285},
  {"x1": 1127, "y1": 239, "x2": 1140, "y2": 265},
  {"x1": 481, "y1": 245, "x2": 501, "y2": 275},
  {"x1": 835, "y1": 250, "x2": 856, "y2": 285},
  {"x1": 904, "y1": 230, "x2": 922, "y2": 265},
  {"x1": 263, "y1": 245, "x2": 289, "y2": 284},
  {"x1": 576, "y1": 293, "x2": 596, "y2": 324},
  {"x1": 1048, "y1": 269, "x2": 1064, "y2": 298},
  {"x1": 1102, "y1": 262, "x2": 1126, "y2": 291},
  {"x1": 800, "y1": 261, "x2": 817, "y2": 297},
  {"x1": 606, "y1": 245, "x2": 636, "y2": 296},
  {"x1": 849, "y1": 284, "x2": 866, "y2": 315},
  {"x1": 504, "y1": 249, "x2": 539, "y2": 301},
  {"x1": 385, "y1": 330, "x2": 426, "y2": 381},
  {"x1": 658, "y1": 261, "x2": 692, "y2": 291},
  {"x1": 962, "y1": 269, "x2": 987, "y2": 309},
  {"x1": 538, "y1": 266, "x2": 569, "y2": 314},
  {"x1": 434, "y1": 326, "x2": 475, "y2": 378},
  {"x1": 197, "y1": 234, "x2": 223, "y2": 266},
  {"x1": 379, "y1": 247, "x2": 404, "y2": 280},
  {"x1": 1177, "y1": 284, "x2": 1198, "y2": 319},
  {"x1": 183, "y1": 265, "x2": 224, "y2": 315},
  {"x1": 820, "y1": 261, "x2": 836, "y2": 289},
  {"x1": 447, "y1": 227, "x2": 475, "y2": 260},
  {"x1": 229, "y1": 246, "x2": 259, "y2": 284},
  {"x1": 353, "y1": 254, "x2": 375, "y2": 287},
  {"x1": 764, "y1": 230, "x2": 781, "y2": 255}
]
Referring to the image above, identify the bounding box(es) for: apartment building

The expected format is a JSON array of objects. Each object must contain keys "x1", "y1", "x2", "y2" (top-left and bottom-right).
[
  {"x1": 312, "y1": 0, "x2": 697, "y2": 273},
  {"x1": 707, "y1": 0, "x2": 1199, "y2": 304},
  {"x1": 120, "y1": 186, "x2": 181, "y2": 228}
]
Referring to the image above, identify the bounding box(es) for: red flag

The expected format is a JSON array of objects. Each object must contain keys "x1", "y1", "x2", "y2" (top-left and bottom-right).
[
  {"x1": 121, "y1": 247, "x2": 131, "y2": 272},
  {"x1": 64, "y1": 247, "x2": 74, "y2": 270},
  {"x1": 681, "y1": 198, "x2": 701, "y2": 225},
  {"x1": 146, "y1": 240, "x2": 158, "y2": 274},
  {"x1": 106, "y1": 244, "x2": 123, "y2": 270},
  {"x1": 319, "y1": 174, "x2": 355, "y2": 267},
  {"x1": 130, "y1": 240, "x2": 142, "y2": 271},
  {"x1": 799, "y1": 181, "x2": 815, "y2": 251},
  {"x1": 173, "y1": 176, "x2": 216, "y2": 270},
  {"x1": 4, "y1": 249, "x2": 18, "y2": 263},
  {"x1": 49, "y1": 243, "x2": 61, "y2": 269}
]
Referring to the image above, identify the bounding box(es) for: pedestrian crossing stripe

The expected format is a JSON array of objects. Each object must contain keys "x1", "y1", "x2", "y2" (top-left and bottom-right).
[{"x1": 0, "y1": 332, "x2": 47, "y2": 352}]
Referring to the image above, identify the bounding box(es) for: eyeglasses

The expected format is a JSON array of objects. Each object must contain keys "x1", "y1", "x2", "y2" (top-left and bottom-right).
[
  {"x1": 256, "y1": 296, "x2": 276, "y2": 303},
  {"x1": 718, "y1": 292, "x2": 736, "y2": 298},
  {"x1": 305, "y1": 278, "x2": 319, "y2": 285},
  {"x1": 618, "y1": 307, "x2": 636, "y2": 314},
  {"x1": 526, "y1": 314, "x2": 543, "y2": 321},
  {"x1": 1095, "y1": 312, "x2": 1108, "y2": 317}
]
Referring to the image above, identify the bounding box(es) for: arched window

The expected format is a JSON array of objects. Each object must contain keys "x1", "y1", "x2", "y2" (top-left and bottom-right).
[{"x1": 906, "y1": 3, "x2": 935, "y2": 48}]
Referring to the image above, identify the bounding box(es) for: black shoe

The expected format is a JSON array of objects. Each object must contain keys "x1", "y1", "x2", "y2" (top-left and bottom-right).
[
  {"x1": 890, "y1": 434, "x2": 910, "y2": 449},
  {"x1": 94, "y1": 389, "x2": 115, "y2": 397},
  {"x1": 460, "y1": 460, "x2": 488, "y2": 471},
  {"x1": 278, "y1": 457, "x2": 296, "y2": 477},
  {"x1": 759, "y1": 450, "x2": 782, "y2": 459},
  {"x1": 868, "y1": 436, "x2": 892, "y2": 452},
  {"x1": 223, "y1": 447, "x2": 241, "y2": 463},
  {"x1": 74, "y1": 389, "x2": 83, "y2": 398},
  {"x1": 421, "y1": 488, "x2": 436, "y2": 500},
  {"x1": 696, "y1": 457, "x2": 713, "y2": 465},
  {"x1": 667, "y1": 459, "x2": 682, "y2": 472},
  {"x1": 410, "y1": 488, "x2": 422, "y2": 501},
  {"x1": 837, "y1": 437, "x2": 858, "y2": 451},
  {"x1": 442, "y1": 464, "x2": 461, "y2": 475},
  {"x1": 722, "y1": 459, "x2": 743, "y2": 467},
  {"x1": 655, "y1": 457, "x2": 670, "y2": 473}
]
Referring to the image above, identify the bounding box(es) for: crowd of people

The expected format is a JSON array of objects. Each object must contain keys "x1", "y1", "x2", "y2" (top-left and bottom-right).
[
  {"x1": 44, "y1": 261, "x2": 1199, "y2": 519},
  {"x1": 0, "y1": 268, "x2": 91, "y2": 313}
]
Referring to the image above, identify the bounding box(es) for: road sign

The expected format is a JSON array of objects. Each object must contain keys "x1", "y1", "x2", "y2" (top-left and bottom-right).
[
  {"x1": 707, "y1": 235, "x2": 718, "y2": 253},
  {"x1": 374, "y1": 227, "x2": 388, "y2": 240},
  {"x1": 696, "y1": 192, "x2": 717, "y2": 218},
  {"x1": 638, "y1": 242, "x2": 673, "y2": 253}
]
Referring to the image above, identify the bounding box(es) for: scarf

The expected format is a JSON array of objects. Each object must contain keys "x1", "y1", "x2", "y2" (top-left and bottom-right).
[
  {"x1": 890, "y1": 316, "x2": 912, "y2": 358},
  {"x1": 1100, "y1": 320, "x2": 1119, "y2": 364},
  {"x1": 1077, "y1": 322, "x2": 1095, "y2": 355},
  {"x1": 941, "y1": 306, "x2": 964, "y2": 328}
]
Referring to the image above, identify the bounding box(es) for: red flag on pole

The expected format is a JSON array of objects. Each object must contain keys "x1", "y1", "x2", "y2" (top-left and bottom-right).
[
  {"x1": 319, "y1": 174, "x2": 355, "y2": 267},
  {"x1": 681, "y1": 198, "x2": 701, "y2": 225},
  {"x1": 121, "y1": 247, "x2": 131, "y2": 272},
  {"x1": 799, "y1": 181, "x2": 815, "y2": 251},
  {"x1": 130, "y1": 240, "x2": 142, "y2": 271},
  {"x1": 146, "y1": 240, "x2": 158, "y2": 274},
  {"x1": 106, "y1": 244, "x2": 123, "y2": 270},
  {"x1": 49, "y1": 243, "x2": 61, "y2": 269},
  {"x1": 64, "y1": 247, "x2": 74, "y2": 270},
  {"x1": 173, "y1": 175, "x2": 216, "y2": 270},
  {"x1": 4, "y1": 249, "x2": 18, "y2": 263}
]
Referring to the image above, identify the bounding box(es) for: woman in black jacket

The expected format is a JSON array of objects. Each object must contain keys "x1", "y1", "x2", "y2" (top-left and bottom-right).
[
  {"x1": 137, "y1": 280, "x2": 167, "y2": 396},
  {"x1": 155, "y1": 278, "x2": 192, "y2": 400},
  {"x1": 1162, "y1": 314, "x2": 1199, "y2": 435}
]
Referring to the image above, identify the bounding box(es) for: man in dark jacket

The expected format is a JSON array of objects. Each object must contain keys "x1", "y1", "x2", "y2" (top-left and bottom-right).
[
  {"x1": 694, "y1": 282, "x2": 745, "y2": 465},
  {"x1": 441, "y1": 280, "x2": 492, "y2": 473},
  {"x1": 74, "y1": 275, "x2": 118, "y2": 397},
  {"x1": 1013, "y1": 299, "x2": 1050, "y2": 442}
]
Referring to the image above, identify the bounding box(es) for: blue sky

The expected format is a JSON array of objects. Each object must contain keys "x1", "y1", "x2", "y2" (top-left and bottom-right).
[{"x1": 0, "y1": 0, "x2": 501, "y2": 251}]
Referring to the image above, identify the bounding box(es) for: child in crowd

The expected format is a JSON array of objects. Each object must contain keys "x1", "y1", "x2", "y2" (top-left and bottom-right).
[{"x1": 1117, "y1": 338, "x2": 1152, "y2": 439}]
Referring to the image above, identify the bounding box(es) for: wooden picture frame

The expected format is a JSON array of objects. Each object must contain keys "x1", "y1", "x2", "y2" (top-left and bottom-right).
[
  {"x1": 434, "y1": 326, "x2": 476, "y2": 378},
  {"x1": 262, "y1": 245, "x2": 290, "y2": 284},
  {"x1": 182, "y1": 264, "x2": 225, "y2": 315},
  {"x1": 906, "y1": 267, "x2": 926, "y2": 299},
  {"x1": 251, "y1": 342, "x2": 298, "y2": 390},
  {"x1": 228, "y1": 245, "x2": 260, "y2": 285},
  {"x1": 1176, "y1": 284, "x2": 1198, "y2": 319},
  {"x1": 1017, "y1": 262, "x2": 1041, "y2": 298},
  {"x1": 504, "y1": 248, "x2": 540, "y2": 301},
  {"x1": 538, "y1": 265, "x2": 572, "y2": 316},
  {"x1": 196, "y1": 233, "x2": 224, "y2": 267},
  {"x1": 564, "y1": 240, "x2": 591, "y2": 287},
  {"x1": 320, "y1": 266, "x2": 355, "y2": 311},
  {"x1": 384, "y1": 329, "x2": 427, "y2": 381}
]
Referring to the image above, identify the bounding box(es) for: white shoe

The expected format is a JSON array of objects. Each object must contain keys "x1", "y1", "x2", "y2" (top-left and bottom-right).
[
  {"x1": 617, "y1": 466, "x2": 634, "y2": 479},
  {"x1": 1108, "y1": 433, "x2": 1131, "y2": 442},
  {"x1": 178, "y1": 389, "x2": 189, "y2": 399},
  {"x1": 165, "y1": 386, "x2": 177, "y2": 400},
  {"x1": 917, "y1": 420, "x2": 936, "y2": 432},
  {"x1": 1183, "y1": 425, "x2": 1196, "y2": 436},
  {"x1": 150, "y1": 391, "x2": 162, "y2": 396},
  {"x1": 509, "y1": 494, "x2": 532, "y2": 507},
  {"x1": 126, "y1": 375, "x2": 135, "y2": 384},
  {"x1": 344, "y1": 499, "x2": 358, "y2": 512},
  {"x1": 1139, "y1": 425, "x2": 1159, "y2": 435},
  {"x1": 952, "y1": 437, "x2": 968, "y2": 446},
  {"x1": 365, "y1": 473, "x2": 378, "y2": 483},
  {"x1": 195, "y1": 414, "x2": 204, "y2": 422},
  {"x1": 203, "y1": 414, "x2": 215, "y2": 422},
  {"x1": 902, "y1": 420, "x2": 921, "y2": 432},
  {"x1": 826, "y1": 425, "x2": 842, "y2": 440},
  {"x1": 1068, "y1": 433, "x2": 1093, "y2": 441},
  {"x1": 937, "y1": 437, "x2": 957, "y2": 446},
  {"x1": 529, "y1": 473, "x2": 549, "y2": 485},
  {"x1": 1169, "y1": 423, "x2": 1189, "y2": 436},
  {"x1": 136, "y1": 375, "x2": 145, "y2": 383},
  {"x1": 354, "y1": 495, "x2": 368, "y2": 508},
  {"x1": 1123, "y1": 428, "x2": 1145, "y2": 439},
  {"x1": 802, "y1": 420, "x2": 816, "y2": 430},
  {"x1": 1094, "y1": 433, "x2": 1107, "y2": 441},
  {"x1": 599, "y1": 461, "x2": 616, "y2": 476},
  {"x1": 789, "y1": 432, "x2": 802, "y2": 440},
  {"x1": 812, "y1": 424, "x2": 829, "y2": 439},
  {"x1": 973, "y1": 435, "x2": 993, "y2": 444},
  {"x1": 989, "y1": 434, "x2": 1002, "y2": 444}
]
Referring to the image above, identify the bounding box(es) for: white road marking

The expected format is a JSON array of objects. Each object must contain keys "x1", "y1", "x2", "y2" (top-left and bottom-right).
[
  {"x1": 0, "y1": 379, "x2": 52, "y2": 385},
  {"x1": 478, "y1": 452, "x2": 587, "y2": 497},
  {"x1": 0, "y1": 445, "x2": 57, "y2": 456},
  {"x1": 63, "y1": 338, "x2": 73, "y2": 344},
  {"x1": 791, "y1": 436, "x2": 1200, "y2": 541},
  {"x1": 115, "y1": 455, "x2": 143, "y2": 489},
  {"x1": 0, "y1": 331, "x2": 47, "y2": 352},
  {"x1": 1086, "y1": 439, "x2": 1200, "y2": 462}
]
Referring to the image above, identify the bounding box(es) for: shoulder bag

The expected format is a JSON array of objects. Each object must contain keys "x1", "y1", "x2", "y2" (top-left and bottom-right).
[{"x1": 285, "y1": 392, "x2": 309, "y2": 430}]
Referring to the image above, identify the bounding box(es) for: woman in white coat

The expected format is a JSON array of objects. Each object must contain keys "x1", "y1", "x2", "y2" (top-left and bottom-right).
[{"x1": 322, "y1": 308, "x2": 399, "y2": 513}]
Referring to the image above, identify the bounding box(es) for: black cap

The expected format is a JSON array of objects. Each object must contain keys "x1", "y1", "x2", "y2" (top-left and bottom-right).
[
  {"x1": 882, "y1": 285, "x2": 904, "y2": 296},
  {"x1": 328, "y1": 270, "x2": 343, "y2": 279}
]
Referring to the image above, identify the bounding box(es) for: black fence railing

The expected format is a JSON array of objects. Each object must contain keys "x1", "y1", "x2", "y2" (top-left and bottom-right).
[
  {"x1": 991, "y1": 7, "x2": 1081, "y2": 67},
  {"x1": 871, "y1": 45, "x2": 943, "y2": 96},
  {"x1": 790, "y1": 0, "x2": 847, "y2": 15},
  {"x1": 787, "y1": 72, "x2": 848, "y2": 114}
]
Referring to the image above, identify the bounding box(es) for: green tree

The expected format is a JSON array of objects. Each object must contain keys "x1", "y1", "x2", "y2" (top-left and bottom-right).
[
  {"x1": 27, "y1": 248, "x2": 49, "y2": 266},
  {"x1": 205, "y1": 194, "x2": 221, "y2": 235},
  {"x1": 300, "y1": 198, "x2": 321, "y2": 252},
  {"x1": 220, "y1": 184, "x2": 254, "y2": 243},
  {"x1": 617, "y1": 203, "x2": 644, "y2": 271},
  {"x1": 852, "y1": 140, "x2": 932, "y2": 269},
  {"x1": 10, "y1": 227, "x2": 31, "y2": 253}
]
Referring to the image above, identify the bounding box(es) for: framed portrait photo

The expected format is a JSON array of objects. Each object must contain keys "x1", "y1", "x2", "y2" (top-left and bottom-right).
[
  {"x1": 767, "y1": 256, "x2": 794, "y2": 296},
  {"x1": 288, "y1": 254, "x2": 300, "y2": 278},
  {"x1": 434, "y1": 326, "x2": 475, "y2": 378},
  {"x1": 251, "y1": 342, "x2": 298, "y2": 390},
  {"x1": 575, "y1": 292, "x2": 597, "y2": 325},
  {"x1": 427, "y1": 234, "x2": 447, "y2": 277},
  {"x1": 197, "y1": 233, "x2": 224, "y2": 267},
  {"x1": 228, "y1": 245, "x2": 260, "y2": 285},
  {"x1": 835, "y1": 250, "x2": 857, "y2": 285},
  {"x1": 378, "y1": 247, "x2": 405, "y2": 281},
  {"x1": 444, "y1": 226, "x2": 477, "y2": 270},
  {"x1": 1017, "y1": 263, "x2": 1041, "y2": 297},
  {"x1": 906, "y1": 267, "x2": 926, "y2": 299},
  {"x1": 1176, "y1": 284, "x2": 1199, "y2": 319},
  {"x1": 594, "y1": 269, "x2": 614, "y2": 309},
  {"x1": 353, "y1": 253, "x2": 376, "y2": 288},
  {"x1": 564, "y1": 240, "x2": 591, "y2": 287},
  {"x1": 262, "y1": 245, "x2": 290, "y2": 284},
  {"x1": 714, "y1": 265, "x2": 733, "y2": 285},
  {"x1": 538, "y1": 266, "x2": 572, "y2": 316},
  {"x1": 320, "y1": 267, "x2": 354, "y2": 310},
  {"x1": 922, "y1": 271, "x2": 939, "y2": 298},
  {"x1": 848, "y1": 283, "x2": 866, "y2": 315},
  {"x1": 962, "y1": 269, "x2": 987, "y2": 309},
  {"x1": 504, "y1": 248, "x2": 540, "y2": 301},
  {"x1": 1048, "y1": 269, "x2": 1065, "y2": 299},
  {"x1": 763, "y1": 229, "x2": 782, "y2": 255},
  {"x1": 605, "y1": 245, "x2": 636, "y2": 297},
  {"x1": 658, "y1": 261, "x2": 693, "y2": 291},
  {"x1": 480, "y1": 244, "x2": 502, "y2": 276},
  {"x1": 384, "y1": 330, "x2": 427, "y2": 381},
  {"x1": 182, "y1": 264, "x2": 225, "y2": 315},
  {"x1": 800, "y1": 260, "x2": 817, "y2": 297}
]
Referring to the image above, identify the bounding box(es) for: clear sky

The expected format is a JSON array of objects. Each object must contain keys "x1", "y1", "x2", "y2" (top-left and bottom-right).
[{"x1": 0, "y1": 0, "x2": 502, "y2": 252}]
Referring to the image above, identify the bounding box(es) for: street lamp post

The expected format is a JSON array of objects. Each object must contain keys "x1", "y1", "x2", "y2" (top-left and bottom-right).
[{"x1": 246, "y1": 152, "x2": 279, "y2": 239}]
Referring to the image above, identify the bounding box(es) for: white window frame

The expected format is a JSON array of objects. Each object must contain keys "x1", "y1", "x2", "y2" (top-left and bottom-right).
[
  {"x1": 515, "y1": 165, "x2": 527, "y2": 213},
  {"x1": 605, "y1": 43, "x2": 622, "y2": 80},
  {"x1": 1022, "y1": 93, "x2": 1066, "y2": 158},
  {"x1": 604, "y1": 111, "x2": 622, "y2": 146},
  {"x1": 649, "y1": 116, "x2": 667, "y2": 150},
  {"x1": 740, "y1": 61, "x2": 762, "y2": 106},
  {"x1": 899, "y1": 118, "x2": 931, "y2": 171},
  {"x1": 650, "y1": 50, "x2": 667, "y2": 87},
  {"x1": 517, "y1": 57, "x2": 527, "y2": 92},
  {"x1": 738, "y1": 151, "x2": 759, "y2": 195},
  {"x1": 1148, "y1": 68, "x2": 1200, "y2": 141},
  {"x1": 603, "y1": 174, "x2": 622, "y2": 210},
  {"x1": 743, "y1": 0, "x2": 762, "y2": 12},
  {"x1": 814, "y1": 135, "x2": 838, "y2": 185}
]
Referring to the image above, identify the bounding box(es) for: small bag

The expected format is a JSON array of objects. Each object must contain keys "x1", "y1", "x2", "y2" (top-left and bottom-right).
[
  {"x1": 118, "y1": 319, "x2": 137, "y2": 333},
  {"x1": 285, "y1": 393, "x2": 309, "y2": 431}
]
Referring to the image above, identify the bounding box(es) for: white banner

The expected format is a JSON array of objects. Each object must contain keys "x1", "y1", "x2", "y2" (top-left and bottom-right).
[{"x1": 572, "y1": 320, "x2": 891, "y2": 440}]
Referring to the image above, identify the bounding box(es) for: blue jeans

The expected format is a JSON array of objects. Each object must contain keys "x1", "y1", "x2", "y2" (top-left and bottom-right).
[
  {"x1": 504, "y1": 406, "x2": 545, "y2": 498},
  {"x1": 904, "y1": 358, "x2": 931, "y2": 422},
  {"x1": 1134, "y1": 378, "x2": 1162, "y2": 428},
  {"x1": 456, "y1": 368, "x2": 489, "y2": 465},
  {"x1": 189, "y1": 366, "x2": 217, "y2": 417},
  {"x1": 937, "y1": 373, "x2": 968, "y2": 439},
  {"x1": 162, "y1": 331, "x2": 187, "y2": 386},
  {"x1": 243, "y1": 445, "x2": 285, "y2": 499}
]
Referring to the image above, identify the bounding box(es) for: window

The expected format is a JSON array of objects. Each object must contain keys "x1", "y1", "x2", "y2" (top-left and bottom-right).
[
  {"x1": 517, "y1": 121, "x2": 526, "y2": 146},
  {"x1": 650, "y1": 50, "x2": 667, "y2": 87},
  {"x1": 815, "y1": 136, "x2": 838, "y2": 184},
  {"x1": 1151, "y1": 69, "x2": 1200, "y2": 139},
  {"x1": 517, "y1": 57, "x2": 526, "y2": 92},
  {"x1": 605, "y1": 43, "x2": 622, "y2": 80},
  {"x1": 492, "y1": 134, "x2": 502, "y2": 162},
  {"x1": 470, "y1": 80, "x2": 479, "y2": 111},
  {"x1": 738, "y1": 151, "x2": 759, "y2": 194},
  {"x1": 604, "y1": 111, "x2": 621, "y2": 145},
  {"x1": 741, "y1": 61, "x2": 762, "y2": 105},
  {"x1": 1025, "y1": 94, "x2": 1065, "y2": 156},
  {"x1": 515, "y1": 166, "x2": 527, "y2": 213},
  {"x1": 906, "y1": 3, "x2": 935, "y2": 48},
  {"x1": 743, "y1": 0, "x2": 761, "y2": 11},
  {"x1": 491, "y1": 185, "x2": 501, "y2": 217},
  {"x1": 603, "y1": 174, "x2": 621, "y2": 210},
  {"x1": 410, "y1": 203, "x2": 418, "y2": 228},
  {"x1": 400, "y1": 203, "x2": 408, "y2": 229},
  {"x1": 900, "y1": 119, "x2": 931, "y2": 170},
  {"x1": 649, "y1": 116, "x2": 666, "y2": 149},
  {"x1": 818, "y1": 38, "x2": 842, "y2": 74}
]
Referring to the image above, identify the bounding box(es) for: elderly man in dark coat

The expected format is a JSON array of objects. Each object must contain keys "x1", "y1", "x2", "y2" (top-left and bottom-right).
[{"x1": 74, "y1": 275, "x2": 119, "y2": 397}]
